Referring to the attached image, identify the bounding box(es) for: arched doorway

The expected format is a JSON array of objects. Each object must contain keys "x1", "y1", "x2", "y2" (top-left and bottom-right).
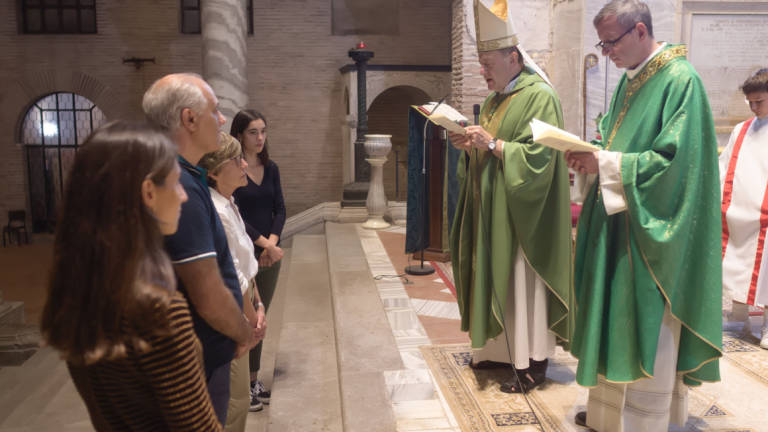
[
  {"x1": 367, "y1": 85, "x2": 430, "y2": 201},
  {"x1": 20, "y1": 92, "x2": 106, "y2": 232}
]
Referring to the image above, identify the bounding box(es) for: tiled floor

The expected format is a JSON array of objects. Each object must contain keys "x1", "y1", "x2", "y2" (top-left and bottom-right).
[
  {"x1": 8, "y1": 225, "x2": 765, "y2": 431},
  {"x1": 359, "y1": 226, "x2": 768, "y2": 432},
  {"x1": 356, "y1": 225, "x2": 466, "y2": 431}
]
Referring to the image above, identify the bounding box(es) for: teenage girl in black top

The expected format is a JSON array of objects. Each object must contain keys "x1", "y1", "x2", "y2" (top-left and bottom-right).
[{"x1": 231, "y1": 110, "x2": 286, "y2": 410}]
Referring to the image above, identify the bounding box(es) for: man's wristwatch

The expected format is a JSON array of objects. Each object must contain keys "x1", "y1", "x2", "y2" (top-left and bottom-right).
[{"x1": 488, "y1": 138, "x2": 497, "y2": 151}]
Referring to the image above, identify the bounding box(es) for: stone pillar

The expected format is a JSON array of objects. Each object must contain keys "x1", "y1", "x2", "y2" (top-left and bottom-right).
[
  {"x1": 348, "y1": 45, "x2": 374, "y2": 182},
  {"x1": 201, "y1": 0, "x2": 248, "y2": 129},
  {"x1": 362, "y1": 134, "x2": 391, "y2": 229}
]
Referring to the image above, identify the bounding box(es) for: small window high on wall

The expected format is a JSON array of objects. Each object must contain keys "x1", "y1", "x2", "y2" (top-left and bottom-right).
[
  {"x1": 181, "y1": 0, "x2": 253, "y2": 35},
  {"x1": 21, "y1": 92, "x2": 106, "y2": 232},
  {"x1": 20, "y1": 0, "x2": 97, "y2": 34}
]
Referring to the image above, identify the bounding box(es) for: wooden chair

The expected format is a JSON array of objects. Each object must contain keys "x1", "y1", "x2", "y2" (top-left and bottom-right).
[{"x1": 2, "y1": 210, "x2": 29, "y2": 247}]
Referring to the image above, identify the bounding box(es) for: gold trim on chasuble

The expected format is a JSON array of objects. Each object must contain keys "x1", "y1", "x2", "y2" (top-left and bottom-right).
[
  {"x1": 605, "y1": 45, "x2": 688, "y2": 150},
  {"x1": 609, "y1": 44, "x2": 722, "y2": 379},
  {"x1": 467, "y1": 92, "x2": 516, "y2": 336}
]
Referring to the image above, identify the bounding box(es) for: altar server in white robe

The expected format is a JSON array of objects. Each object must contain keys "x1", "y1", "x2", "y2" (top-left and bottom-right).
[{"x1": 720, "y1": 68, "x2": 768, "y2": 349}]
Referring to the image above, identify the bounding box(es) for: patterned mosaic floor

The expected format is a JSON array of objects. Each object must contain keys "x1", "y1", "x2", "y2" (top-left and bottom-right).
[
  {"x1": 422, "y1": 336, "x2": 768, "y2": 432},
  {"x1": 362, "y1": 229, "x2": 768, "y2": 432}
]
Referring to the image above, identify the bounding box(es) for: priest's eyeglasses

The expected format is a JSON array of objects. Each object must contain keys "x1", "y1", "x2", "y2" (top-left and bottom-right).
[{"x1": 595, "y1": 25, "x2": 636, "y2": 50}]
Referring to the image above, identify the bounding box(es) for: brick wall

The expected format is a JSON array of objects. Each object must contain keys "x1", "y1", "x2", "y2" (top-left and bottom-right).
[
  {"x1": 0, "y1": 0, "x2": 451, "y2": 226},
  {"x1": 450, "y1": 0, "x2": 487, "y2": 120}
]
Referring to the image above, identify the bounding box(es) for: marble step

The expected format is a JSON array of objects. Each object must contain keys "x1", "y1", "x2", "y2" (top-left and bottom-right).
[
  {"x1": 0, "y1": 301, "x2": 24, "y2": 325},
  {"x1": 268, "y1": 233, "x2": 344, "y2": 431},
  {"x1": 324, "y1": 222, "x2": 400, "y2": 432},
  {"x1": 0, "y1": 294, "x2": 38, "y2": 367},
  {"x1": 0, "y1": 350, "x2": 85, "y2": 429},
  {"x1": 0, "y1": 346, "x2": 64, "y2": 426},
  {"x1": 0, "y1": 323, "x2": 40, "y2": 366}
]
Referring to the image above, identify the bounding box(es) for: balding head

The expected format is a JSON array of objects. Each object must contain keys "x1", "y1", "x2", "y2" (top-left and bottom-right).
[
  {"x1": 142, "y1": 73, "x2": 210, "y2": 133},
  {"x1": 143, "y1": 73, "x2": 225, "y2": 164}
]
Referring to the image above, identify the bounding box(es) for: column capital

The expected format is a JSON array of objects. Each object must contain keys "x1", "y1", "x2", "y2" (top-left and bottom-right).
[{"x1": 348, "y1": 48, "x2": 374, "y2": 65}]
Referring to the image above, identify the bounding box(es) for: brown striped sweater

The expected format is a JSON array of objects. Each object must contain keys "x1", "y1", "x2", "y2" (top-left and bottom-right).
[{"x1": 67, "y1": 292, "x2": 223, "y2": 431}]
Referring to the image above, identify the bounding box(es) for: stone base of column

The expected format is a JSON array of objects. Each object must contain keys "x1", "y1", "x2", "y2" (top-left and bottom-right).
[
  {"x1": 362, "y1": 157, "x2": 390, "y2": 230},
  {"x1": 341, "y1": 182, "x2": 369, "y2": 207},
  {"x1": 362, "y1": 216, "x2": 390, "y2": 230}
]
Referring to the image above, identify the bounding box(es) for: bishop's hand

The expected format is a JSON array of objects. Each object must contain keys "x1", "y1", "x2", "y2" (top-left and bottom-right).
[
  {"x1": 466, "y1": 126, "x2": 494, "y2": 150},
  {"x1": 447, "y1": 131, "x2": 472, "y2": 152}
]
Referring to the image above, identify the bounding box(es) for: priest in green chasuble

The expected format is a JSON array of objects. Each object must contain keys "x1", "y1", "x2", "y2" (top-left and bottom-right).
[
  {"x1": 566, "y1": 1, "x2": 723, "y2": 430},
  {"x1": 448, "y1": 0, "x2": 574, "y2": 394}
]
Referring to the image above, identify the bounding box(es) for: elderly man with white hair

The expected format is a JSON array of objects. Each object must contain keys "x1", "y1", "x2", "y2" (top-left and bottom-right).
[
  {"x1": 142, "y1": 74, "x2": 261, "y2": 425},
  {"x1": 447, "y1": 0, "x2": 573, "y2": 395}
]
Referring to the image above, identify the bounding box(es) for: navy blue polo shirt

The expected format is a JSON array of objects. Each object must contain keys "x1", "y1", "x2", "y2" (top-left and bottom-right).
[{"x1": 164, "y1": 156, "x2": 243, "y2": 376}]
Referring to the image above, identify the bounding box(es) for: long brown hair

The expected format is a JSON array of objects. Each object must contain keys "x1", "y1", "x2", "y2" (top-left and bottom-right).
[
  {"x1": 230, "y1": 109, "x2": 270, "y2": 166},
  {"x1": 41, "y1": 121, "x2": 178, "y2": 365}
]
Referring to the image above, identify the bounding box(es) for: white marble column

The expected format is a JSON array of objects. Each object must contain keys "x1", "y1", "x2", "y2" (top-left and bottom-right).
[
  {"x1": 363, "y1": 134, "x2": 392, "y2": 230},
  {"x1": 201, "y1": 0, "x2": 248, "y2": 129}
]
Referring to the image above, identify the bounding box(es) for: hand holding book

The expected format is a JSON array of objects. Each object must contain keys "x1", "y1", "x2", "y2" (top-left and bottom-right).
[
  {"x1": 529, "y1": 119, "x2": 599, "y2": 153},
  {"x1": 416, "y1": 102, "x2": 469, "y2": 136}
]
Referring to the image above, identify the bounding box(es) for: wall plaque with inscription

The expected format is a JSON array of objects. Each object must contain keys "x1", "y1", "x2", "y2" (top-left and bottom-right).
[{"x1": 688, "y1": 13, "x2": 768, "y2": 124}]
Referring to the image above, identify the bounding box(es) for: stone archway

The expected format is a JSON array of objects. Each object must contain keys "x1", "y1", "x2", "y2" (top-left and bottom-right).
[
  {"x1": 1, "y1": 71, "x2": 115, "y2": 230},
  {"x1": 339, "y1": 67, "x2": 450, "y2": 187},
  {"x1": 366, "y1": 70, "x2": 449, "y2": 111},
  {"x1": 367, "y1": 85, "x2": 431, "y2": 202},
  {"x1": 13, "y1": 70, "x2": 116, "y2": 142}
]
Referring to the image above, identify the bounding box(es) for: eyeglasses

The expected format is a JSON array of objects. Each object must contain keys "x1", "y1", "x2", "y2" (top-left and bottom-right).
[
  {"x1": 214, "y1": 154, "x2": 243, "y2": 171},
  {"x1": 595, "y1": 25, "x2": 636, "y2": 50}
]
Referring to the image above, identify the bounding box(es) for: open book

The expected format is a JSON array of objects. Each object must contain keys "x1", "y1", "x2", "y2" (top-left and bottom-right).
[
  {"x1": 416, "y1": 102, "x2": 469, "y2": 136},
  {"x1": 530, "y1": 118, "x2": 600, "y2": 152}
]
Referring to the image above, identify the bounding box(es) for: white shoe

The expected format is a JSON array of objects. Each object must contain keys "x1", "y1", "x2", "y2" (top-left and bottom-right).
[{"x1": 760, "y1": 327, "x2": 768, "y2": 350}]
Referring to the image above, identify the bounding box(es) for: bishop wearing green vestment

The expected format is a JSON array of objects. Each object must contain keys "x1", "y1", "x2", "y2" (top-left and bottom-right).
[
  {"x1": 448, "y1": 0, "x2": 573, "y2": 394},
  {"x1": 567, "y1": 1, "x2": 722, "y2": 431}
]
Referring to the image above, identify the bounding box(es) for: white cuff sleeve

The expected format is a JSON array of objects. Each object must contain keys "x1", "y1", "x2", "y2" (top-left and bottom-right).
[
  {"x1": 597, "y1": 150, "x2": 627, "y2": 215},
  {"x1": 572, "y1": 172, "x2": 597, "y2": 204}
]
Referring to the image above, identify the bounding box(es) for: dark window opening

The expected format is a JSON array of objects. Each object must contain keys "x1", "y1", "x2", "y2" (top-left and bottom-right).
[
  {"x1": 20, "y1": 0, "x2": 97, "y2": 34},
  {"x1": 181, "y1": 0, "x2": 253, "y2": 35},
  {"x1": 21, "y1": 93, "x2": 106, "y2": 232}
]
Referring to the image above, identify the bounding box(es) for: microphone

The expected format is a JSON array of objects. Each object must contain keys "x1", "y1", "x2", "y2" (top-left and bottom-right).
[{"x1": 473, "y1": 104, "x2": 480, "y2": 125}]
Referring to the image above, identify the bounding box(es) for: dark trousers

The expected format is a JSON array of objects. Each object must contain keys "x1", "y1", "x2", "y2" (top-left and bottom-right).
[
  {"x1": 249, "y1": 260, "x2": 281, "y2": 376},
  {"x1": 206, "y1": 360, "x2": 231, "y2": 425}
]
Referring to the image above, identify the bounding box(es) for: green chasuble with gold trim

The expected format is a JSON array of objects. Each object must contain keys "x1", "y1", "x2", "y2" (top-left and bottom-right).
[
  {"x1": 450, "y1": 67, "x2": 574, "y2": 350},
  {"x1": 572, "y1": 44, "x2": 723, "y2": 387}
]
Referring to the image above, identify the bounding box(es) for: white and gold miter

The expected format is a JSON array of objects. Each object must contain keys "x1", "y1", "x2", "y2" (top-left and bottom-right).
[
  {"x1": 472, "y1": 0, "x2": 554, "y2": 87},
  {"x1": 474, "y1": 0, "x2": 518, "y2": 52}
]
